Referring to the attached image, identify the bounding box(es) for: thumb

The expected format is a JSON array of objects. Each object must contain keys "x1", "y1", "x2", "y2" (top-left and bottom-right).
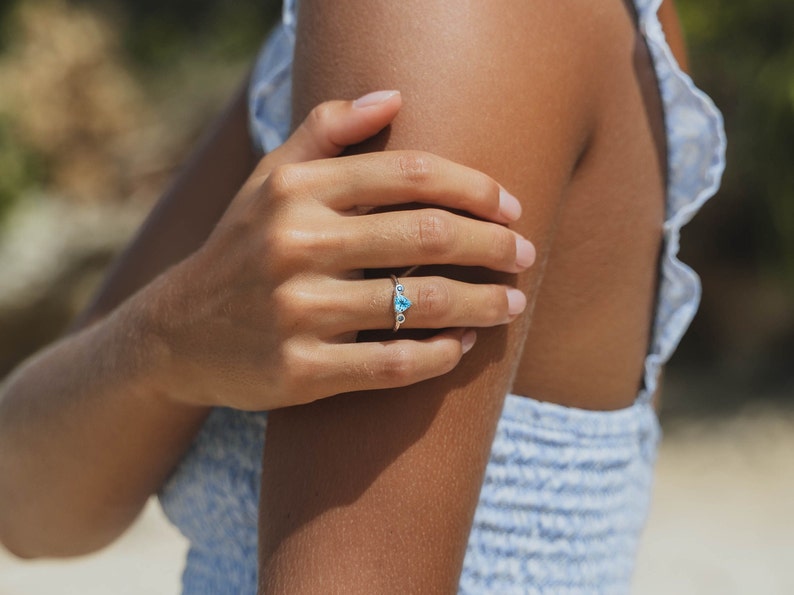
[{"x1": 265, "y1": 90, "x2": 402, "y2": 166}]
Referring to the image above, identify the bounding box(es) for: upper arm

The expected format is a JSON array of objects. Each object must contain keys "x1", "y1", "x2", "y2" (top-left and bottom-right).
[{"x1": 258, "y1": 2, "x2": 605, "y2": 591}]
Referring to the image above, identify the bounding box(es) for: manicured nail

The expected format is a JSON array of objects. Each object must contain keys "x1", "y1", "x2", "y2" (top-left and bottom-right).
[
  {"x1": 506, "y1": 288, "x2": 527, "y2": 317},
  {"x1": 353, "y1": 90, "x2": 400, "y2": 108},
  {"x1": 461, "y1": 329, "x2": 477, "y2": 354},
  {"x1": 515, "y1": 236, "x2": 536, "y2": 269},
  {"x1": 499, "y1": 187, "x2": 522, "y2": 221}
]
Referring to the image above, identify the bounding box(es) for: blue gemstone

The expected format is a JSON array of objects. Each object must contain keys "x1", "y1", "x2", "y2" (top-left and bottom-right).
[{"x1": 394, "y1": 295, "x2": 412, "y2": 313}]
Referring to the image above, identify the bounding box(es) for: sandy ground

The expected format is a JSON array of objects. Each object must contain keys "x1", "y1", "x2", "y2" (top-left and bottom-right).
[{"x1": 2, "y1": 407, "x2": 793, "y2": 595}]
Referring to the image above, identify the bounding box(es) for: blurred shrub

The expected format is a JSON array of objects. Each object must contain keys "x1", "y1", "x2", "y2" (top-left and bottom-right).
[
  {"x1": 0, "y1": 0, "x2": 149, "y2": 206},
  {"x1": 663, "y1": 0, "x2": 794, "y2": 399},
  {"x1": 679, "y1": 0, "x2": 794, "y2": 285},
  {"x1": 0, "y1": 0, "x2": 278, "y2": 217},
  {"x1": 91, "y1": 0, "x2": 280, "y2": 67},
  {"x1": 0, "y1": 114, "x2": 41, "y2": 218}
]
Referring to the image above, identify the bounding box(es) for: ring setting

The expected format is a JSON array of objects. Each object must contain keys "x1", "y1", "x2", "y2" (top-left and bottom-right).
[{"x1": 391, "y1": 274, "x2": 412, "y2": 331}]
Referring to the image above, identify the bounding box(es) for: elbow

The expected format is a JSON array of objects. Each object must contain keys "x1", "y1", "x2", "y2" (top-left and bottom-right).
[
  {"x1": 1, "y1": 536, "x2": 41, "y2": 561},
  {"x1": 0, "y1": 502, "x2": 122, "y2": 560},
  {"x1": 0, "y1": 486, "x2": 35, "y2": 558},
  {"x1": 0, "y1": 516, "x2": 45, "y2": 560},
  {"x1": 0, "y1": 526, "x2": 116, "y2": 561}
]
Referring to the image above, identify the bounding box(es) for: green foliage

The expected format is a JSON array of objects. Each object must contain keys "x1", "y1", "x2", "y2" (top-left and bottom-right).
[
  {"x1": 77, "y1": 0, "x2": 281, "y2": 68},
  {"x1": 679, "y1": 0, "x2": 794, "y2": 284},
  {"x1": 0, "y1": 114, "x2": 42, "y2": 220},
  {"x1": 2, "y1": 0, "x2": 792, "y2": 282},
  {"x1": 0, "y1": 0, "x2": 280, "y2": 220}
]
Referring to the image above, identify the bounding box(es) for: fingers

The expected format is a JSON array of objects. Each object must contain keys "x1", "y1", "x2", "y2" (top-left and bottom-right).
[
  {"x1": 331, "y1": 208, "x2": 535, "y2": 273},
  {"x1": 283, "y1": 150, "x2": 522, "y2": 224},
  {"x1": 305, "y1": 328, "x2": 477, "y2": 399},
  {"x1": 260, "y1": 91, "x2": 403, "y2": 168},
  {"x1": 318, "y1": 277, "x2": 527, "y2": 335}
]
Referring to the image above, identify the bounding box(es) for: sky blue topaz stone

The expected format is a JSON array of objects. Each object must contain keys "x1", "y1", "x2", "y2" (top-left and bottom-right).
[{"x1": 394, "y1": 294, "x2": 412, "y2": 313}]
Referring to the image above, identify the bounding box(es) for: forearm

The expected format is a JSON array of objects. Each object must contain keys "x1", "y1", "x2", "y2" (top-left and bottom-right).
[
  {"x1": 0, "y1": 78, "x2": 257, "y2": 558},
  {"x1": 0, "y1": 278, "x2": 209, "y2": 558}
]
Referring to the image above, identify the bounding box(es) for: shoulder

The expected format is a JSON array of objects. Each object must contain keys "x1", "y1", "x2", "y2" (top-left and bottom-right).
[{"x1": 293, "y1": 0, "x2": 640, "y2": 172}]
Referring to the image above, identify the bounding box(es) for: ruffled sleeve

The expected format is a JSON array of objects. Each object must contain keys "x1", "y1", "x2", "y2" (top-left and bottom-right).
[{"x1": 635, "y1": 0, "x2": 727, "y2": 403}]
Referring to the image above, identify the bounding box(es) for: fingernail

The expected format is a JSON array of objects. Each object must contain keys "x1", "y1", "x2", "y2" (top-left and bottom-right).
[
  {"x1": 499, "y1": 187, "x2": 522, "y2": 221},
  {"x1": 515, "y1": 236, "x2": 536, "y2": 269},
  {"x1": 506, "y1": 288, "x2": 527, "y2": 317},
  {"x1": 353, "y1": 90, "x2": 400, "y2": 108},
  {"x1": 461, "y1": 329, "x2": 477, "y2": 354}
]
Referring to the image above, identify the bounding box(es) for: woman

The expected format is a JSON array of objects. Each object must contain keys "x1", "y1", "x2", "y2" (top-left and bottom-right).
[{"x1": 0, "y1": 0, "x2": 725, "y2": 593}]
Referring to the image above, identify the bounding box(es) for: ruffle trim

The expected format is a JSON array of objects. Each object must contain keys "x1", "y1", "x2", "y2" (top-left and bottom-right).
[{"x1": 635, "y1": 0, "x2": 727, "y2": 403}]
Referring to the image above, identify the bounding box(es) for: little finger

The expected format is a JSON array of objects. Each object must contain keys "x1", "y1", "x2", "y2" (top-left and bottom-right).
[{"x1": 306, "y1": 328, "x2": 477, "y2": 399}]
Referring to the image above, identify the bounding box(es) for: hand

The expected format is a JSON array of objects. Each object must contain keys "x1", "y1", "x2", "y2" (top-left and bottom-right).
[{"x1": 144, "y1": 91, "x2": 535, "y2": 410}]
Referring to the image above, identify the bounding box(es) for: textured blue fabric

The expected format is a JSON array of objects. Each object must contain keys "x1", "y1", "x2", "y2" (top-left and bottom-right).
[{"x1": 159, "y1": 0, "x2": 726, "y2": 592}]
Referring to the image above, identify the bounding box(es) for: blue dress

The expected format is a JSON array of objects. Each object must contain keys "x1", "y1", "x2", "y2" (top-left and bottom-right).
[{"x1": 158, "y1": 0, "x2": 727, "y2": 592}]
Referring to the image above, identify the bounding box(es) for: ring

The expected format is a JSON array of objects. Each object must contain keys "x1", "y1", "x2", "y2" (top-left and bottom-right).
[{"x1": 390, "y1": 274, "x2": 413, "y2": 331}]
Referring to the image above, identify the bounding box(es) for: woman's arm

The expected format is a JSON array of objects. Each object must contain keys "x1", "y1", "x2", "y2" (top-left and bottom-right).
[
  {"x1": 257, "y1": 1, "x2": 615, "y2": 592},
  {"x1": 0, "y1": 80, "x2": 530, "y2": 557},
  {"x1": 0, "y1": 79, "x2": 257, "y2": 558}
]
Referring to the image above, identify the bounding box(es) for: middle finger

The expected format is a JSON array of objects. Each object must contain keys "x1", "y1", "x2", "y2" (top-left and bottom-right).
[{"x1": 329, "y1": 208, "x2": 535, "y2": 273}]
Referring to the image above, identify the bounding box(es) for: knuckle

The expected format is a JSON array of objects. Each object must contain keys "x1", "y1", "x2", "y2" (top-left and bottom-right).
[
  {"x1": 491, "y1": 227, "x2": 516, "y2": 266},
  {"x1": 485, "y1": 285, "x2": 508, "y2": 324},
  {"x1": 265, "y1": 164, "x2": 301, "y2": 201},
  {"x1": 396, "y1": 151, "x2": 435, "y2": 186},
  {"x1": 380, "y1": 345, "x2": 415, "y2": 384},
  {"x1": 414, "y1": 209, "x2": 455, "y2": 257},
  {"x1": 279, "y1": 343, "x2": 315, "y2": 397},
  {"x1": 278, "y1": 346, "x2": 301, "y2": 389},
  {"x1": 416, "y1": 279, "x2": 451, "y2": 319},
  {"x1": 270, "y1": 285, "x2": 304, "y2": 331},
  {"x1": 307, "y1": 101, "x2": 335, "y2": 132},
  {"x1": 262, "y1": 227, "x2": 296, "y2": 261},
  {"x1": 262, "y1": 225, "x2": 319, "y2": 270},
  {"x1": 438, "y1": 341, "x2": 462, "y2": 373},
  {"x1": 425, "y1": 339, "x2": 461, "y2": 378},
  {"x1": 481, "y1": 176, "x2": 502, "y2": 215}
]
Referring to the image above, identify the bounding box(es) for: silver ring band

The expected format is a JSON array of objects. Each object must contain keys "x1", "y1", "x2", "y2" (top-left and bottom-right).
[{"x1": 391, "y1": 274, "x2": 412, "y2": 331}]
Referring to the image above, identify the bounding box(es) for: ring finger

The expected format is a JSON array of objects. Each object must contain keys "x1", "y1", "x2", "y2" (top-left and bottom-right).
[{"x1": 316, "y1": 276, "x2": 527, "y2": 336}]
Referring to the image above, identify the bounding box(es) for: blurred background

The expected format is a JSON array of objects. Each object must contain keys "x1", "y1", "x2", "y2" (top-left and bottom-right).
[{"x1": 0, "y1": 0, "x2": 791, "y2": 593}]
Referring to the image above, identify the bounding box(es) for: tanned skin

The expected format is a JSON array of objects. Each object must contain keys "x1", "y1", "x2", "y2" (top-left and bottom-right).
[
  {"x1": 258, "y1": 1, "x2": 676, "y2": 592},
  {"x1": 0, "y1": 2, "x2": 687, "y2": 587}
]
